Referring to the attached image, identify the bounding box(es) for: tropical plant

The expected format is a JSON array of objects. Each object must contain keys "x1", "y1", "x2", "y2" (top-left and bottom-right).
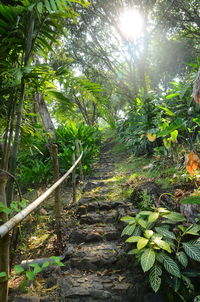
[
  {"x1": 121, "y1": 207, "x2": 200, "y2": 301},
  {"x1": 117, "y1": 91, "x2": 163, "y2": 155},
  {"x1": 16, "y1": 121, "x2": 101, "y2": 187}
]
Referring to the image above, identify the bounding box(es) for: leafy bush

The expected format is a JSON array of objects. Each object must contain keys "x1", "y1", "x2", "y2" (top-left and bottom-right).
[
  {"x1": 117, "y1": 70, "x2": 200, "y2": 157},
  {"x1": 117, "y1": 91, "x2": 164, "y2": 155},
  {"x1": 17, "y1": 121, "x2": 101, "y2": 187},
  {"x1": 121, "y1": 207, "x2": 200, "y2": 301}
]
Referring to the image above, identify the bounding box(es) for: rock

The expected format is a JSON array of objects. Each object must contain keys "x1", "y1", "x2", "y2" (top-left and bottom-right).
[
  {"x1": 61, "y1": 244, "x2": 75, "y2": 263},
  {"x1": 41, "y1": 265, "x2": 62, "y2": 278},
  {"x1": 130, "y1": 182, "x2": 174, "y2": 208},
  {"x1": 67, "y1": 242, "x2": 121, "y2": 270},
  {"x1": 83, "y1": 181, "x2": 105, "y2": 192},
  {"x1": 90, "y1": 289, "x2": 111, "y2": 299},
  {"x1": 105, "y1": 230, "x2": 120, "y2": 241},
  {"x1": 180, "y1": 203, "x2": 200, "y2": 222},
  {"x1": 14, "y1": 297, "x2": 40, "y2": 302},
  {"x1": 46, "y1": 275, "x2": 58, "y2": 288},
  {"x1": 60, "y1": 272, "x2": 134, "y2": 302},
  {"x1": 76, "y1": 205, "x2": 87, "y2": 215},
  {"x1": 80, "y1": 210, "x2": 118, "y2": 225},
  {"x1": 144, "y1": 292, "x2": 166, "y2": 302},
  {"x1": 86, "y1": 232, "x2": 103, "y2": 242},
  {"x1": 69, "y1": 226, "x2": 119, "y2": 244},
  {"x1": 69, "y1": 230, "x2": 86, "y2": 243}
]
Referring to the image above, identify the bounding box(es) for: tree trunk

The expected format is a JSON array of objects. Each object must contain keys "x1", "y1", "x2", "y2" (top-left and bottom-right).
[
  {"x1": 0, "y1": 171, "x2": 9, "y2": 302},
  {"x1": 6, "y1": 80, "x2": 25, "y2": 206},
  {"x1": 34, "y1": 93, "x2": 56, "y2": 140},
  {"x1": 6, "y1": 10, "x2": 35, "y2": 205},
  {"x1": 35, "y1": 94, "x2": 62, "y2": 246}
]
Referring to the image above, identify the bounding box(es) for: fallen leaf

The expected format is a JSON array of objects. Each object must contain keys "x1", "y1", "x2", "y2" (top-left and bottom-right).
[{"x1": 185, "y1": 152, "x2": 200, "y2": 175}]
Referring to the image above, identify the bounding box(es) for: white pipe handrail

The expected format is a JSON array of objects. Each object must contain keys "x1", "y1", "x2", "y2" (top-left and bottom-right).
[{"x1": 0, "y1": 152, "x2": 83, "y2": 238}]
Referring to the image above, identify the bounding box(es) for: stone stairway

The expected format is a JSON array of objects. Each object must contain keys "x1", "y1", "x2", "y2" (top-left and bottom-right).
[
  {"x1": 10, "y1": 146, "x2": 146, "y2": 302},
  {"x1": 57, "y1": 148, "x2": 139, "y2": 302}
]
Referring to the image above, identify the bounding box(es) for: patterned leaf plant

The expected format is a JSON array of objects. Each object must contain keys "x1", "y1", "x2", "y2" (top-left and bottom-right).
[{"x1": 121, "y1": 207, "x2": 200, "y2": 297}]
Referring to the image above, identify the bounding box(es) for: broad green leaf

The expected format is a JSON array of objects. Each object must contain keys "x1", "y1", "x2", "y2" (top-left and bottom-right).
[
  {"x1": 50, "y1": 256, "x2": 64, "y2": 266},
  {"x1": 157, "y1": 119, "x2": 184, "y2": 138},
  {"x1": 177, "y1": 252, "x2": 188, "y2": 268},
  {"x1": 148, "y1": 212, "x2": 159, "y2": 223},
  {"x1": 153, "y1": 238, "x2": 171, "y2": 253},
  {"x1": 133, "y1": 225, "x2": 142, "y2": 236},
  {"x1": 42, "y1": 261, "x2": 50, "y2": 269},
  {"x1": 162, "y1": 254, "x2": 181, "y2": 278},
  {"x1": 157, "y1": 105, "x2": 175, "y2": 116},
  {"x1": 155, "y1": 227, "x2": 176, "y2": 240},
  {"x1": 26, "y1": 271, "x2": 35, "y2": 281},
  {"x1": 163, "y1": 212, "x2": 185, "y2": 222},
  {"x1": 50, "y1": 0, "x2": 57, "y2": 11},
  {"x1": 0, "y1": 202, "x2": 12, "y2": 214},
  {"x1": 181, "y1": 195, "x2": 200, "y2": 205},
  {"x1": 170, "y1": 130, "x2": 178, "y2": 143},
  {"x1": 139, "y1": 211, "x2": 152, "y2": 216},
  {"x1": 141, "y1": 248, "x2": 156, "y2": 272},
  {"x1": 137, "y1": 218, "x2": 147, "y2": 228},
  {"x1": 149, "y1": 264, "x2": 162, "y2": 292},
  {"x1": 45, "y1": 0, "x2": 52, "y2": 13},
  {"x1": 29, "y1": 263, "x2": 42, "y2": 274},
  {"x1": 0, "y1": 272, "x2": 7, "y2": 278},
  {"x1": 37, "y1": 1, "x2": 43, "y2": 13},
  {"x1": 189, "y1": 239, "x2": 200, "y2": 247},
  {"x1": 156, "y1": 253, "x2": 165, "y2": 264},
  {"x1": 166, "y1": 92, "x2": 180, "y2": 99},
  {"x1": 56, "y1": 0, "x2": 65, "y2": 10},
  {"x1": 178, "y1": 225, "x2": 185, "y2": 232},
  {"x1": 157, "y1": 208, "x2": 170, "y2": 213},
  {"x1": 137, "y1": 238, "x2": 149, "y2": 250},
  {"x1": 120, "y1": 216, "x2": 135, "y2": 223},
  {"x1": 14, "y1": 265, "x2": 25, "y2": 274},
  {"x1": 182, "y1": 243, "x2": 200, "y2": 262},
  {"x1": 121, "y1": 224, "x2": 136, "y2": 236},
  {"x1": 144, "y1": 230, "x2": 154, "y2": 239},
  {"x1": 185, "y1": 224, "x2": 200, "y2": 236},
  {"x1": 126, "y1": 236, "x2": 141, "y2": 243}
]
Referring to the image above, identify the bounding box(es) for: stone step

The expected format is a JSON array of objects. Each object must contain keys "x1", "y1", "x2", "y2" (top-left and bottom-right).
[
  {"x1": 64, "y1": 242, "x2": 124, "y2": 271},
  {"x1": 76, "y1": 200, "x2": 126, "y2": 215},
  {"x1": 93, "y1": 163, "x2": 114, "y2": 169},
  {"x1": 69, "y1": 225, "x2": 121, "y2": 244},
  {"x1": 79, "y1": 210, "x2": 118, "y2": 225},
  {"x1": 83, "y1": 181, "x2": 105, "y2": 192},
  {"x1": 59, "y1": 270, "x2": 134, "y2": 302},
  {"x1": 91, "y1": 175, "x2": 113, "y2": 180},
  {"x1": 94, "y1": 168, "x2": 113, "y2": 173}
]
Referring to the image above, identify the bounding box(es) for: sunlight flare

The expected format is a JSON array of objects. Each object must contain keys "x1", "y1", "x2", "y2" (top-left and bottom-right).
[{"x1": 119, "y1": 9, "x2": 143, "y2": 40}]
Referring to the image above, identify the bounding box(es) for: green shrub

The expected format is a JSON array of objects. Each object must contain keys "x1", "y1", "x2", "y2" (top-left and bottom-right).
[
  {"x1": 17, "y1": 121, "x2": 101, "y2": 187},
  {"x1": 121, "y1": 207, "x2": 200, "y2": 301}
]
